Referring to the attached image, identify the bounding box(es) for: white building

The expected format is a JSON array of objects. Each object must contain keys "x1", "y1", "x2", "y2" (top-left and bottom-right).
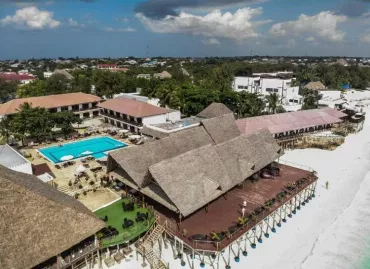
[
  {"x1": 113, "y1": 92, "x2": 161, "y2": 107},
  {"x1": 233, "y1": 74, "x2": 302, "y2": 110},
  {"x1": 0, "y1": 144, "x2": 33, "y2": 175},
  {"x1": 43, "y1": 72, "x2": 53, "y2": 78},
  {"x1": 97, "y1": 98, "x2": 181, "y2": 133}
]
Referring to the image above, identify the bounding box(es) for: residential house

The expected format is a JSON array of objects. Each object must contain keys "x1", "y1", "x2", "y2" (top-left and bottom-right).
[{"x1": 0, "y1": 72, "x2": 36, "y2": 84}]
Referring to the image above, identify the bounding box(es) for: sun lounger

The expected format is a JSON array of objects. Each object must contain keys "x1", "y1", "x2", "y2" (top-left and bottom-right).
[
  {"x1": 104, "y1": 257, "x2": 115, "y2": 267},
  {"x1": 114, "y1": 253, "x2": 125, "y2": 264},
  {"x1": 122, "y1": 247, "x2": 133, "y2": 255}
]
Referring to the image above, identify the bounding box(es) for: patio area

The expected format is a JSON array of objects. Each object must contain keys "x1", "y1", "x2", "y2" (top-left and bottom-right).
[{"x1": 95, "y1": 198, "x2": 156, "y2": 248}]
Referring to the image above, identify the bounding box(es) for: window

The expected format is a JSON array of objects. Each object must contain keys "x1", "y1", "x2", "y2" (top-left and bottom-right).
[
  {"x1": 238, "y1": 85, "x2": 244, "y2": 89},
  {"x1": 289, "y1": 99, "x2": 294, "y2": 103},
  {"x1": 266, "y1": 88, "x2": 273, "y2": 92},
  {"x1": 244, "y1": 86, "x2": 249, "y2": 89},
  {"x1": 274, "y1": 88, "x2": 279, "y2": 93}
]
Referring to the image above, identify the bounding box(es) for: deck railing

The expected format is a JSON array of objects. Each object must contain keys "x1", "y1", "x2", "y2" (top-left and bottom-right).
[
  {"x1": 276, "y1": 159, "x2": 315, "y2": 173},
  {"x1": 184, "y1": 175, "x2": 317, "y2": 251}
]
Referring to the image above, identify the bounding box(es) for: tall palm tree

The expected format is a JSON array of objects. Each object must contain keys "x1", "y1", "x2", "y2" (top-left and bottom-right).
[
  {"x1": 267, "y1": 93, "x2": 279, "y2": 114},
  {"x1": 0, "y1": 117, "x2": 12, "y2": 144}
]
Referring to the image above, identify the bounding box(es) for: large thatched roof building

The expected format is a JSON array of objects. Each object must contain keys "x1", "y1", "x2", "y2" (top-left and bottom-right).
[
  {"x1": 197, "y1": 102, "x2": 234, "y2": 119},
  {"x1": 108, "y1": 114, "x2": 281, "y2": 217},
  {"x1": 0, "y1": 165, "x2": 105, "y2": 269}
]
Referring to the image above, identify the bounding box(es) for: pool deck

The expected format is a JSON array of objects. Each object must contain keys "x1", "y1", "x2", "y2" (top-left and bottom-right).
[
  {"x1": 37, "y1": 136, "x2": 127, "y2": 164},
  {"x1": 22, "y1": 134, "x2": 135, "y2": 211}
]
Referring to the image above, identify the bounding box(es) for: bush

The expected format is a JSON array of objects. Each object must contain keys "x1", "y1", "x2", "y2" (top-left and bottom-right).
[
  {"x1": 74, "y1": 193, "x2": 79, "y2": 199},
  {"x1": 89, "y1": 181, "x2": 95, "y2": 186},
  {"x1": 83, "y1": 190, "x2": 87, "y2": 195},
  {"x1": 68, "y1": 180, "x2": 72, "y2": 186},
  {"x1": 93, "y1": 187, "x2": 97, "y2": 192},
  {"x1": 78, "y1": 185, "x2": 83, "y2": 189}
]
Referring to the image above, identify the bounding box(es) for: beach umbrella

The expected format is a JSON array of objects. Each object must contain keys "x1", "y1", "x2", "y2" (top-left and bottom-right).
[
  {"x1": 129, "y1": 135, "x2": 141, "y2": 140},
  {"x1": 119, "y1": 129, "x2": 129, "y2": 134},
  {"x1": 76, "y1": 165, "x2": 85, "y2": 174},
  {"x1": 81, "y1": 151, "x2": 93, "y2": 155},
  {"x1": 60, "y1": 155, "x2": 74, "y2": 161}
]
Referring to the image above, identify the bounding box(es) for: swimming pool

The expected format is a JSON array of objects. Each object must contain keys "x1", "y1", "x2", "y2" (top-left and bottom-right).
[{"x1": 39, "y1": 136, "x2": 127, "y2": 164}]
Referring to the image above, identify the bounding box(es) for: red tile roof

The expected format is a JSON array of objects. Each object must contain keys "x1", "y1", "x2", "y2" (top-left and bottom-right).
[
  {"x1": 0, "y1": 92, "x2": 101, "y2": 116},
  {"x1": 97, "y1": 98, "x2": 168, "y2": 118},
  {"x1": 237, "y1": 108, "x2": 347, "y2": 135},
  {"x1": 0, "y1": 73, "x2": 36, "y2": 81}
]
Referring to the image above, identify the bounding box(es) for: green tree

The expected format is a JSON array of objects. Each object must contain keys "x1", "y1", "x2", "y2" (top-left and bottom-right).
[
  {"x1": 266, "y1": 93, "x2": 280, "y2": 114},
  {"x1": 92, "y1": 70, "x2": 122, "y2": 98},
  {"x1": 0, "y1": 117, "x2": 13, "y2": 144},
  {"x1": 237, "y1": 92, "x2": 265, "y2": 117},
  {"x1": 302, "y1": 89, "x2": 322, "y2": 110},
  {"x1": 27, "y1": 107, "x2": 54, "y2": 142},
  {"x1": 17, "y1": 80, "x2": 46, "y2": 97},
  {"x1": 0, "y1": 78, "x2": 18, "y2": 102},
  {"x1": 53, "y1": 111, "x2": 81, "y2": 139},
  {"x1": 11, "y1": 103, "x2": 33, "y2": 146},
  {"x1": 45, "y1": 73, "x2": 70, "y2": 95}
]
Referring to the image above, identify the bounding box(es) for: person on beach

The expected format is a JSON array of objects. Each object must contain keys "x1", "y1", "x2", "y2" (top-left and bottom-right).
[{"x1": 325, "y1": 181, "x2": 329, "y2": 190}]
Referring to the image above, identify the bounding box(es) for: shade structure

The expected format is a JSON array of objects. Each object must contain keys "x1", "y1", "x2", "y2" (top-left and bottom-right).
[
  {"x1": 81, "y1": 151, "x2": 93, "y2": 155},
  {"x1": 75, "y1": 165, "x2": 85, "y2": 174},
  {"x1": 37, "y1": 173, "x2": 54, "y2": 183},
  {"x1": 119, "y1": 129, "x2": 129, "y2": 134},
  {"x1": 129, "y1": 135, "x2": 141, "y2": 140},
  {"x1": 60, "y1": 155, "x2": 74, "y2": 161}
]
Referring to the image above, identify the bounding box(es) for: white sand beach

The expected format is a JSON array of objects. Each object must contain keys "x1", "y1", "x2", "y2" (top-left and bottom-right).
[
  {"x1": 158, "y1": 106, "x2": 370, "y2": 269},
  {"x1": 99, "y1": 95, "x2": 370, "y2": 269}
]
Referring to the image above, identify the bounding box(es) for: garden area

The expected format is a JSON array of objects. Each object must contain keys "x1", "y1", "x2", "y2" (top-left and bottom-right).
[{"x1": 95, "y1": 198, "x2": 155, "y2": 247}]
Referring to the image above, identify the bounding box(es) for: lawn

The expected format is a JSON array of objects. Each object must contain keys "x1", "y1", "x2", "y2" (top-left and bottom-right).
[{"x1": 95, "y1": 198, "x2": 155, "y2": 247}]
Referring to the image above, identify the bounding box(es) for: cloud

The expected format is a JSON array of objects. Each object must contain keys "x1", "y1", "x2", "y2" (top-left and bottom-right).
[
  {"x1": 335, "y1": 0, "x2": 370, "y2": 17},
  {"x1": 66, "y1": 18, "x2": 85, "y2": 29},
  {"x1": 202, "y1": 38, "x2": 221, "y2": 45},
  {"x1": 137, "y1": 8, "x2": 270, "y2": 41},
  {"x1": 0, "y1": 6, "x2": 60, "y2": 29},
  {"x1": 103, "y1": 27, "x2": 136, "y2": 32},
  {"x1": 305, "y1": 36, "x2": 316, "y2": 42},
  {"x1": 0, "y1": 0, "x2": 95, "y2": 4},
  {"x1": 134, "y1": 0, "x2": 264, "y2": 19},
  {"x1": 269, "y1": 11, "x2": 347, "y2": 42}
]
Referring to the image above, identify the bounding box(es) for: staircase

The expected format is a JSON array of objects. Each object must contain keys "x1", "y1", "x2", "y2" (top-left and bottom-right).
[
  {"x1": 57, "y1": 185, "x2": 74, "y2": 195},
  {"x1": 136, "y1": 225, "x2": 167, "y2": 269}
]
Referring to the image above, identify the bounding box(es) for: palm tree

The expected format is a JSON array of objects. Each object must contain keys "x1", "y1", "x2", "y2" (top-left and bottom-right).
[
  {"x1": 267, "y1": 93, "x2": 279, "y2": 114},
  {"x1": 0, "y1": 117, "x2": 12, "y2": 144}
]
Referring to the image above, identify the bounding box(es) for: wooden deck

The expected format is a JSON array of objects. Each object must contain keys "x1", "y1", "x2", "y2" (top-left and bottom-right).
[{"x1": 145, "y1": 164, "x2": 316, "y2": 251}]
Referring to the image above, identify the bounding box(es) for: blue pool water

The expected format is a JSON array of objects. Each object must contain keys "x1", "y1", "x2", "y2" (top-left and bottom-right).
[{"x1": 39, "y1": 136, "x2": 127, "y2": 164}]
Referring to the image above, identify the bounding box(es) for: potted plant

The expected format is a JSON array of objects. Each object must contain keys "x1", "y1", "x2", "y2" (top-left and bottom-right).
[{"x1": 211, "y1": 232, "x2": 220, "y2": 241}]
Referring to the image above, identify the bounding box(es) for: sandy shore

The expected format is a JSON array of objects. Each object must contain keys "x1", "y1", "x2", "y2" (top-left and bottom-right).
[
  {"x1": 227, "y1": 106, "x2": 370, "y2": 269},
  {"x1": 158, "y1": 107, "x2": 370, "y2": 269},
  {"x1": 96, "y1": 104, "x2": 370, "y2": 269}
]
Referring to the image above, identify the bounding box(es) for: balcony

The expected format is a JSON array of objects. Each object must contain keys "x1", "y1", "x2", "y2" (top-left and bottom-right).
[{"x1": 101, "y1": 112, "x2": 143, "y2": 127}]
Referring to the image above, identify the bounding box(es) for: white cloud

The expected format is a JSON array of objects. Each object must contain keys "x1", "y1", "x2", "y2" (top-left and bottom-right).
[
  {"x1": 136, "y1": 7, "x2": 270, "y2": 41},
  {"x1": 67, "y1": 18, "x2": 85, "y2": 28},
  {"x1": 0, "y1": 6, "x2": 60, "y2": 29},
  {"x1": 269, "y1": 11, "x2": 347, "y2": 42},
  {"x1": 202, "y1": 38, "x2": 221, "y2": 45},
  {"x1": 103, "y1": 27, "x2": 136, "y2": 32},
  {"x1": 305, "y1": 36, "x2": 316, "y2": 42},
  {"x1": 361, "y1": 33, "x2": 370, "y2": 43}
]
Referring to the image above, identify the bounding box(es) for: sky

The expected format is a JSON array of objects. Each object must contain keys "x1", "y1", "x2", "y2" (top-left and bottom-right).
[{"x1": 0, "y1": 0, "x2": 370, "y2": 59}]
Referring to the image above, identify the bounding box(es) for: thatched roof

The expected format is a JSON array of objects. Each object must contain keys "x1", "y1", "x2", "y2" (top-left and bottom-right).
[
  {"x1": 140, "y1": 126, "x2": 169, "y2": 139},
  {"x1": 149, "y1": 144, "x2": 228, "y2": 217},
  {"x1": 197, "y1": 103, "x2": 234, "y2": 119},
  {"x1": 0, "y1": 166, "x2": 105, "y2": 269},
  {"x1": 215, "y1": 129, "x2": 281, "y2": 187},
  {"x1": 304, "y1": 81, "x2": 326, "y2": 90},
  {"x1": 109, "y1": 126, "x2": 213, "y2": 188},
  {"x1": 201, "y1": 114, "x2": 241, "y2": 144}
]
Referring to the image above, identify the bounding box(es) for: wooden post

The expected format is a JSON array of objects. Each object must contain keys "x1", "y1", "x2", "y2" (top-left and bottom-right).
[
  {"x1": 173, "y1": 239, "x2": 177, "y2": 259},
  {"x1": 97, "y1": 250, "x2": 102, "y2": 269},
  {"x1": 142, "y1": 246, "x2": 147, "y2": 267},
  {"x1": 191, "y1": 248, "x2": 195, "y2": 269},
  {"x1": 217, "y1": 251, "x2": 220, "y2": 269},
  {"x1": 228, "y1": 245, "x2": 231, "y2": 267}
]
